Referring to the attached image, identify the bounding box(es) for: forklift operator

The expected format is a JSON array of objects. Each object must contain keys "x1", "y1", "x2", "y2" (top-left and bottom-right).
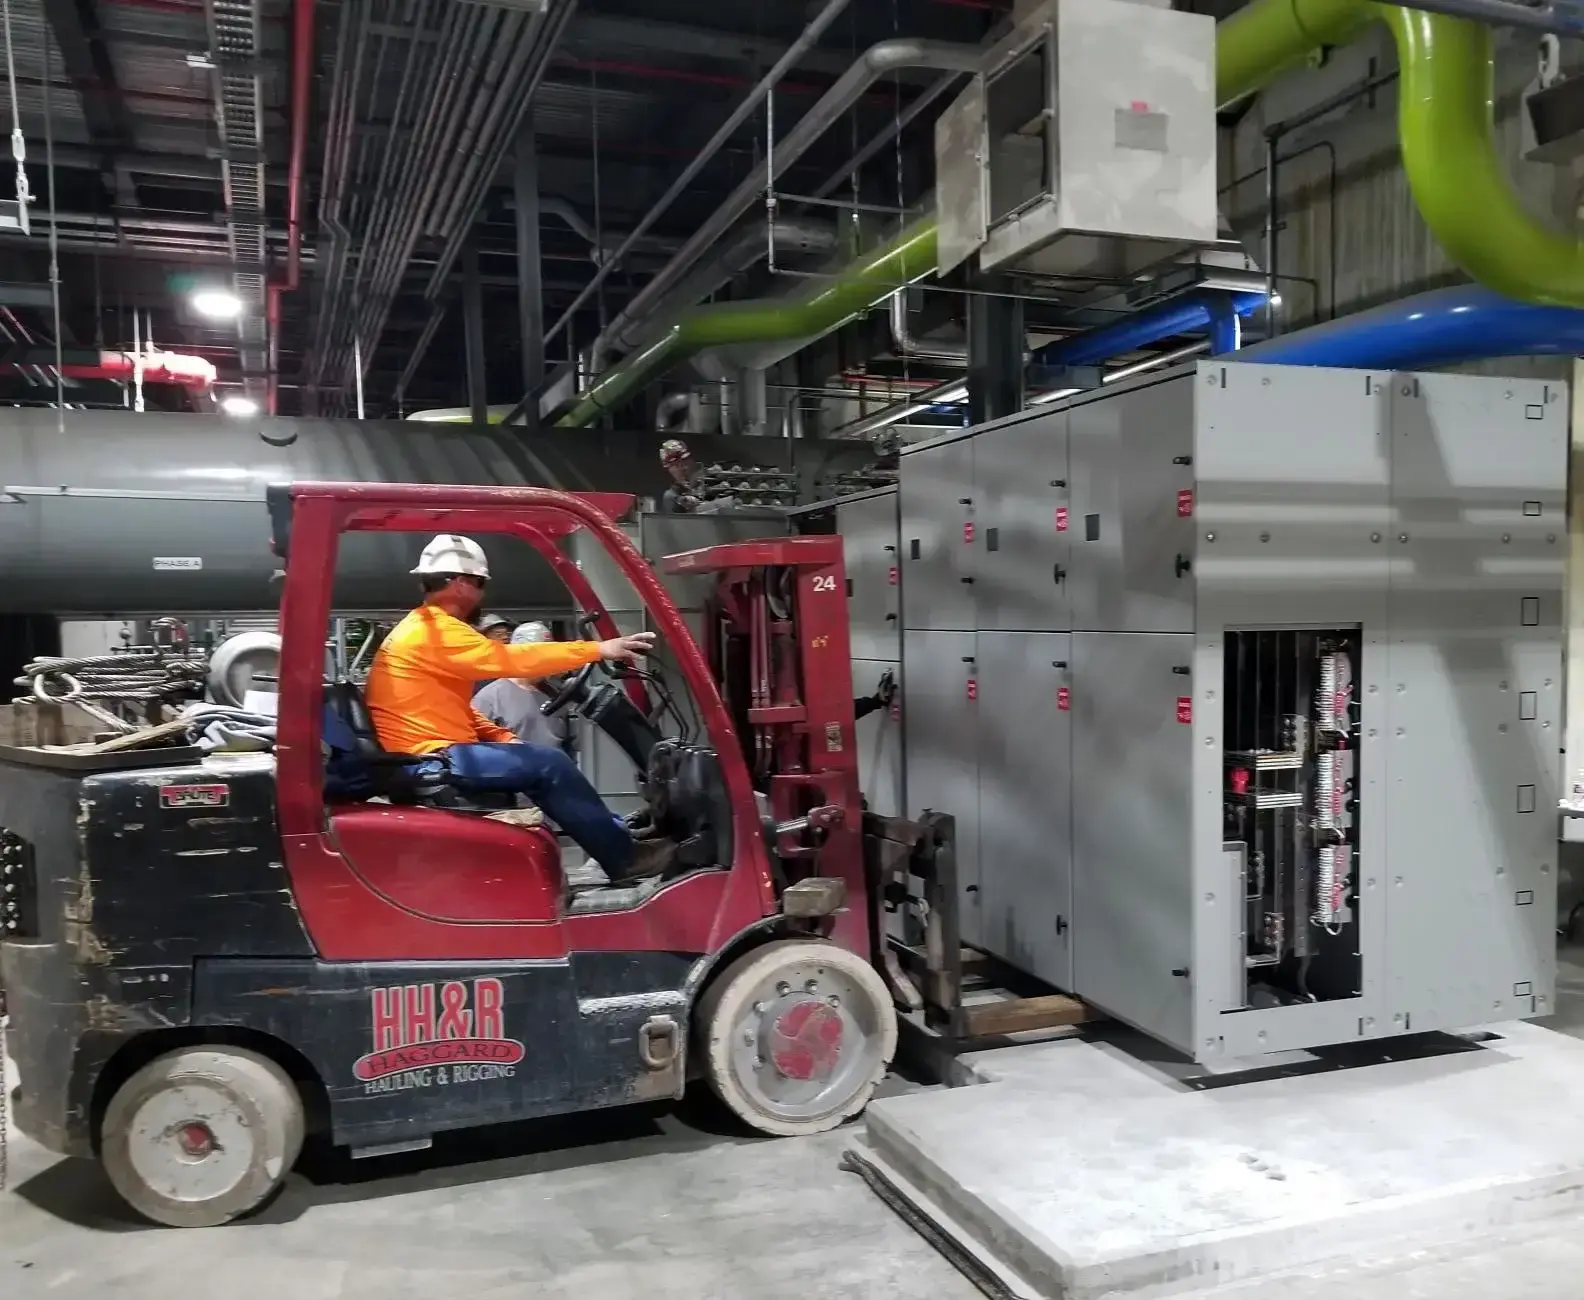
[{"x1": 365, "y1": 534, "x2": 676, "y2": 884}]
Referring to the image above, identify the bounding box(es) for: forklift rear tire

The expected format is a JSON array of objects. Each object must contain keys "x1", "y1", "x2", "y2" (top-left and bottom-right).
[
  {"x1": 100, "y1": 1045, "x2": 305, "y2": 1228},
  {"x1": 698, "y1": 939, "x2": 896, "y2": 1138}
]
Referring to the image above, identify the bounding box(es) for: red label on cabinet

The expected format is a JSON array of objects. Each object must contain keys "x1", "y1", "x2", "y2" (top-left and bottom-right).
[
  {"x1": 887, "y1": 565, "x2": 898, "y2": 586},
  {"x1": 1177, "y1": 489, "x2": 1194, "y2": 518},
  {"x1": 1176, "y1": 696, "x2": 1193, "y2": 725},
  {"x1": 966, "y1": 678, "x2": 978, "y2": 701},
  {"x1": 1057, "y1": 686, "x2": 1071, "y2": 712},
  {"x1": 963, "y1": 522, "x2": 975, "y2": 544},
  {"x1": 1055, "y1": 507, "x2": 1069, "y2": 533}
]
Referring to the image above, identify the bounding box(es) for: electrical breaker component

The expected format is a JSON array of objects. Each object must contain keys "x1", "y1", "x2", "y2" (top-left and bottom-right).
[
  {"x1": 1314, "y1": 844, "x2": 1351, "y2": 932},
  {"x1": 1315, "y1": 752, "x2": 1342, "y2": 832},
  {"x1": 1314, "y1": 651, "x2": 1352, "y2": 735},
  {"x1": 1222, "y1": 628, "x2": 1363, "y2": 1008}
]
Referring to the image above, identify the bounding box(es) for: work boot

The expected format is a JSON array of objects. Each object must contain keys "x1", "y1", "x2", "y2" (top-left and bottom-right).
[{"x1": 605, "y1": 836, "x2": 678, "y2": 885}]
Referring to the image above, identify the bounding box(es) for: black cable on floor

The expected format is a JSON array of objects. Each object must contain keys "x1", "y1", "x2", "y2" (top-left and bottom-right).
[{"x1": 839, "y1": 1148, "x2": 1033, "y2": 1300}]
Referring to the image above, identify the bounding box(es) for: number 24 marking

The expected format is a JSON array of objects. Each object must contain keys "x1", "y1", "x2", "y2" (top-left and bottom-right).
[{"x1": 810, "y1": 575, "x2": 838, "y2": 593}]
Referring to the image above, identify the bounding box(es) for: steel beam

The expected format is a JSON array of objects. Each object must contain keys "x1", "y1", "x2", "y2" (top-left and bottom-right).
[
  {"x1": 463, "y1": 241, "x2": 489, "y2": 426},
  {"x1": 566, "y1": 13, "x2": 877, "y2": 81},
  {"x1": 513, "y1": 124, "x2": 545, "y2": 431},
  {"x1": 966, "y1": 275, "x2": 1025, "y2": 425},
  {"x1": 42, "y1": 0, "x2": 140, "y2": 209}
]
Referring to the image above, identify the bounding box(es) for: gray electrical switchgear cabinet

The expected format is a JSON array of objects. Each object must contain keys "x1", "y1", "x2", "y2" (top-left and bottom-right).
[{"x1": 899, "y1": 361, "x2": 1565, "y2": 1061}]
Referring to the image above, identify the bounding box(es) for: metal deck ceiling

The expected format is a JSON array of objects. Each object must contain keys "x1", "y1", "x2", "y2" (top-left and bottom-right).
[{"x1": 0, "y1": 0, "x2": 1245, "y2": 415}]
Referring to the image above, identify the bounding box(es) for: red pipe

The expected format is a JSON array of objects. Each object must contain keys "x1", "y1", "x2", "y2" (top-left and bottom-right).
[
  {"x1": 266, "y1": 0, "x2": 315, "y2": 413},
  {"x1": 9, "y1": 350, "x2": 218, "y2": 388}
]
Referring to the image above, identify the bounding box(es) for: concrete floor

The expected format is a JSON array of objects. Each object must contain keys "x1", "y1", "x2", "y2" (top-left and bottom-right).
[{"x1": 4, "y1": 951, "x2": 1584, "y2": 1299}]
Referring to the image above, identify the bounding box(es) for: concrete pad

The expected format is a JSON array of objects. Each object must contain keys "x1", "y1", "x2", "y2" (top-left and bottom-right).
[{"x1": 862, "y1": 1021, "x2": 1584, "y2": 1299}]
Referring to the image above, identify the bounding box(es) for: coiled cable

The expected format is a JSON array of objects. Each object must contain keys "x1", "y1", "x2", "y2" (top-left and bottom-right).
[{"x1": 15, "y1": 649, "x2": 209, "y2": 733}]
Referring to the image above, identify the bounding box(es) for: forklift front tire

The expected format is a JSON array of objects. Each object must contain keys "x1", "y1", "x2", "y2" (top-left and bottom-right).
[
  {"x1": 100, "y1": 1045, "x2": 305, "y2": 1228},
  {"x1": 698, "y1": 939, "x2": 896, "y2": 1138}
]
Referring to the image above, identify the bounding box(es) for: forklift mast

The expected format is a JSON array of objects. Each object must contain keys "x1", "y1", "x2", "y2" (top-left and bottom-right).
[{"x1": 662, "y1": 536, "x2": 864, "y2": 952}]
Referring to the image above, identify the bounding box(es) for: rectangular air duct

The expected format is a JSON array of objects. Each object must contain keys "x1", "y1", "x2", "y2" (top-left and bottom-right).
[{"x1": 935, "y1": 0, "x2": 1217, "y2": 281}]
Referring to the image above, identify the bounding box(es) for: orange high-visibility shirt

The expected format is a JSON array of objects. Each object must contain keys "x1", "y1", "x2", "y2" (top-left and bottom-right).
[{"x1": 365, "y1": 605, "x2": 603, "y2": 756}]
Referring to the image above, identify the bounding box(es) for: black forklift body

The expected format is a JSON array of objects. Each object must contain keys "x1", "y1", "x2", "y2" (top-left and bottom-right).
[{"x1": 0, "y1": 747, "x2": 702, "y2": 1157}]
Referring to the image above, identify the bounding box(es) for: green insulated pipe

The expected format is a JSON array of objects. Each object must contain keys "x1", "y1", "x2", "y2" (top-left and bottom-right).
[
  {"x1": 555, "y1": 1, "x2": 1584, "y2": 430},
  {"x1": 1223, "y1": 0, "x2": 1584, "y2": 308},
  {"x1": 557, "y1": 219, "x2": 939, "y2": 428},
  {"x1": 1215, "y1": 0, "x2": 1375, "y2": 105},
  {"x1": 1383, "y1": 7, "x2": 1584, "y2": 306}
]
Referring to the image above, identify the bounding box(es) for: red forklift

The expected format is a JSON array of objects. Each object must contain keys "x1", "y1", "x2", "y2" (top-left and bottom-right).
[{"x1": 0, "y1": 482, "x2": 946, "y2": 1227}]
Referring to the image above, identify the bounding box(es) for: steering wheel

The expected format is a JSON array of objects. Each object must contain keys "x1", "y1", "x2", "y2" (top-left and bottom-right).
[{"x1": 541, "y1": 658, "x2": 604, "y2": 716}]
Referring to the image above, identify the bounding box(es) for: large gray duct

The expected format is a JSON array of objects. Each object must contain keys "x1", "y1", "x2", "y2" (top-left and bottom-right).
[{"x1": 0, "y1": 411, "x2": 879, "y2": 615}]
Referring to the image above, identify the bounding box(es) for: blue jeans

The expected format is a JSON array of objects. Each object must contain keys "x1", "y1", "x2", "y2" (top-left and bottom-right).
[{"x1": 441, "y1": 742, "x2": 634, "y2": 875}]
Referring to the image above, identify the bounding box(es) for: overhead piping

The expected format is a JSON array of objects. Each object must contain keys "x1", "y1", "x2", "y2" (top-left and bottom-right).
[
  {"x1": 312, "y1": 0, "x2": 578, "y2": 411},
  {"x1": 542, "y1": 0, "x2": 858, "y2": 356},
  {"x1": 1220, "y1": 0, "x2": 1584, "y2": 308},
  {"x1": 837, "y1": 295, "x2": 1260, "y2": 438},
  {"x1": 889, "y1": 290, "x2": 968, "y2": 365},
  {"x1": 265, "y1": 0, "x2": 315, "y2": 414},
  {"x1": 557, "y1": 219, "x2": 940, "y2": 428},
  {"x1": 600, "y1": 218, "x2": 838, "y2": 359},
  {"x1": 540, "y1": 197, "x2": 682, "y2": 260},
  {"x1": 550, "y1": 0, "x2": 1570, "y2": 431},
  {"x1": 576, "y1": 38, "x2": 982, "y2": 372},
  {"x1": 1032, "y1": 292, "x2": 1267, "y2": 369},
  {"x1": 1, "y1": 350, "x2": 217, "y2": 389},
  {"x1": 1236, "y1": 282, "x2": 1584, "y2": 366}
]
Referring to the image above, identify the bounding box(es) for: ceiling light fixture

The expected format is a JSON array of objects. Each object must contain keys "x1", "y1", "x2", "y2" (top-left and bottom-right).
[
  {"x1": 221, "y1": 394, "x2": 260, "y2": 417},
  {"x1": 191, "y1": 289, "x2": 243, "y2": 320}
]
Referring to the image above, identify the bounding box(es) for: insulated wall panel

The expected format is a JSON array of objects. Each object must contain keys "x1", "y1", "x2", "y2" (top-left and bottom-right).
[
  {"x1": 976, "y1": 631, "x2": 1073, "y2": 988},
  {"x1": 902, "y1": 629, "x2": 982, "y2": 945},
  {"x1": 1067, "y1": 376, "x2": 1196, "y2": 634},
  {"x1": 1380, "y1": 373, "x2": 1564, "y2": 1033},
  {"x1": 900, "y1": 436, "x2": 978, "y2": 631},
  {"x1": 1070, "y1": 630, "x2": 1195, "y2": 1051},
  {"x1": 837, "y1": 493, "x2": 902, "y2": 661},
  {"x1": 854, "y1": 657, "x2": 904, "y2": 820},
  {"x1": 975, "y1": 410, "x2": 1072, "y2": 632}
]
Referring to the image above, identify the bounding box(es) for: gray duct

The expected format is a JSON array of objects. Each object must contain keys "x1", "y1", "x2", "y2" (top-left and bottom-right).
[
  {"x1": 654, "y1": 390, "x2": 720, "y2": 436},
  {"x1": 889, "y1": 289, "x2": 969, "y2": 365},
  {"x1": 0, "y1": 410, "x2": 877, "y2": 614},
  {"x1": 589, "y1": 39, "x2": 982, "y2": 369}
]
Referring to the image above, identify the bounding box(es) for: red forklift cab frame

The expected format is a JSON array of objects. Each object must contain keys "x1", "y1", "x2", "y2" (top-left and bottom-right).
[{"x1": 269, "y1": 481, "x2": 796, "y2": 962}]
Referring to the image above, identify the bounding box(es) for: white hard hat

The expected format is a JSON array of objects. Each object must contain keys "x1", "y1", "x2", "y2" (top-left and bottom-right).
[
  {"x1": 411, "y1": 533, "x2": 490, "y2": 578},
  {"x1": 511, "y1": 620, "x2": 553, "y2": 645}
]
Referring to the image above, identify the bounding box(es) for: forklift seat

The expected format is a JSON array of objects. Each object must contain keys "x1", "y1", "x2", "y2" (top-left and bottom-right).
[{"x1": 321, "y1": 680, "x2": 510, "y2": 811}]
